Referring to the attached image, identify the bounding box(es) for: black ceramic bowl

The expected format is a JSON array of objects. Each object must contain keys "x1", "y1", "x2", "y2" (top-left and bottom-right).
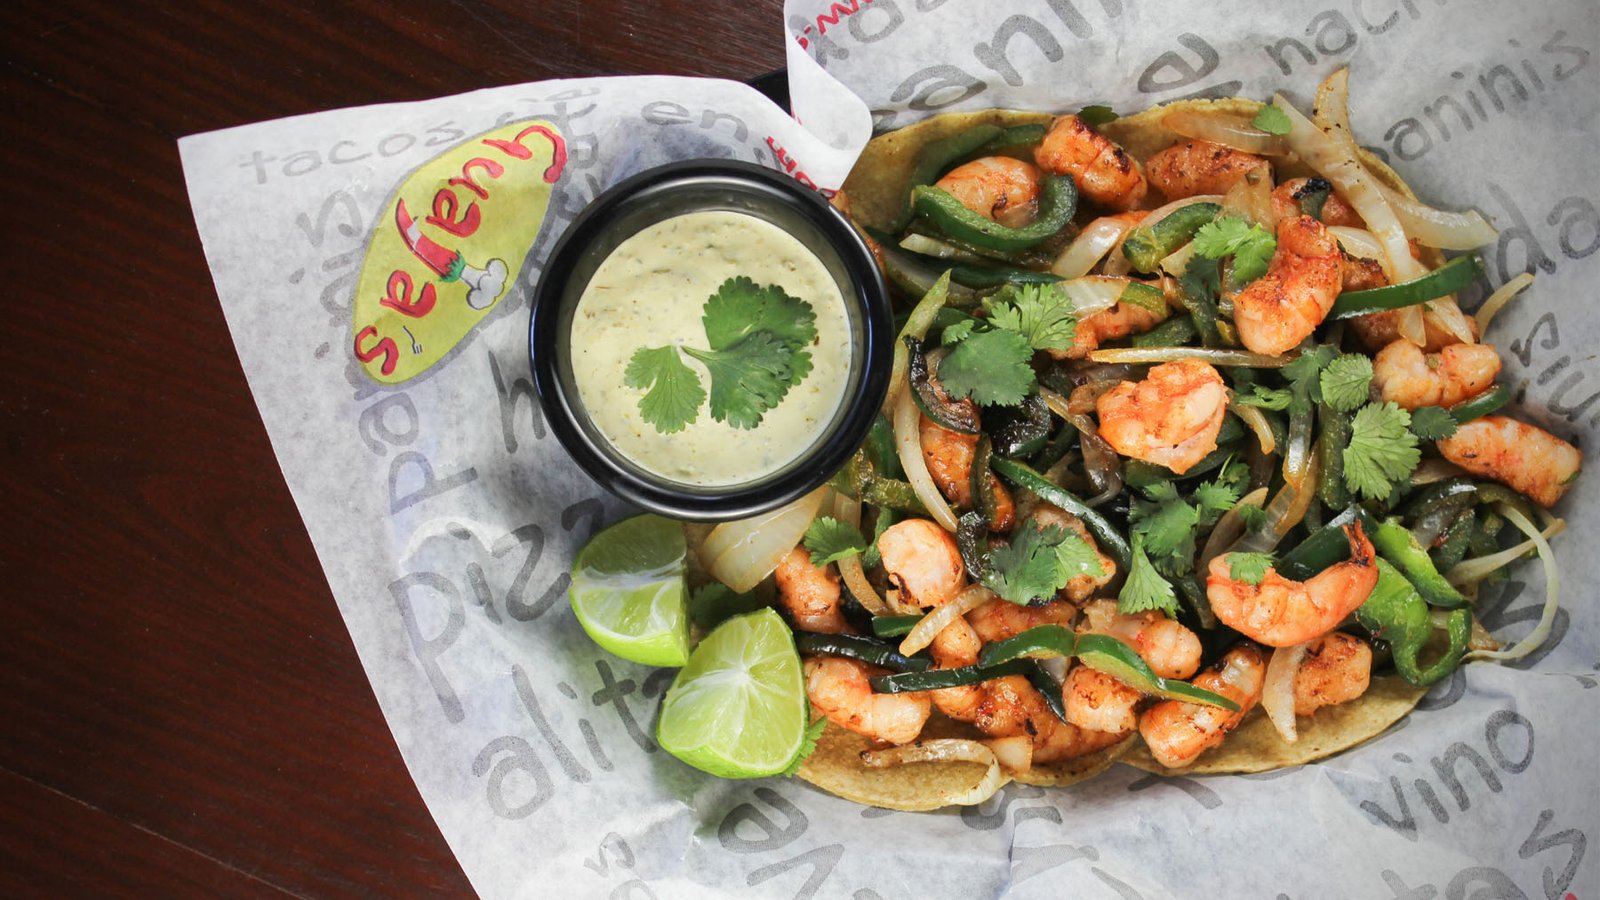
[{"x1": 530, "y1": 160, "x2": 892, "y2": 521}]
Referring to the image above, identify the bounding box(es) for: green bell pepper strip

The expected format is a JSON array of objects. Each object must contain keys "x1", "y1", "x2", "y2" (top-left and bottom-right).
[
  {"x1": 1357, "y1": 559, "x2": 1471, "y2": 686},
  {"x1": 869, "y1": 659, "x2": 1034, "y2": 693},
  {"x1": 1275, "y1": 506, "x2": 1379, "y2": 580},
  {"x1": 884, "y1": 124, "x2": 1007, "y2": 233},
  {"x1": 795, "y1": 633, "x2": 932, "y2": 672},
  {"x1": 865, "y1": 414, "x2": 902, "y2": 481},
  {"x1": 1121, "y1": 202, "x2": 1221, "y2": 273},
  {"x1": 869, "y1": 614, "x2": 921, "y2": 639},
  {"x1": 975, "y1": 123, "x2": 1048, "y2": 154},
  {"x1": 879, "y1": 243, "x2": 988, "y2": 309},
  {"x1": 1371, "y1": 519, "x2": 1473, "y2": 609},
  {"x1": 911, "y1": 174, "x2": 1079, "y2": 253},
  {"x1": 1131, "y1": 315, "x2": 1199, "y2": 348},
  {"x1": 1430, "y1": 507, "x2": 1477, "y2": 573},
  {"x1": 907, "y1": 337, "x2": 980, "y2": 434},
  {"x1": 1448, "y1": 383, "x2": 1511, "y2": 424},
  {"x1": 990, "y1": 458, "x2": 1132, "y2": 570},
  {"x1": 1328, "y1": 254, "x2": 1485, "y2": 319},
  {"x1": 977, "y1": 626, "x2": 1241, "y2": 710}
]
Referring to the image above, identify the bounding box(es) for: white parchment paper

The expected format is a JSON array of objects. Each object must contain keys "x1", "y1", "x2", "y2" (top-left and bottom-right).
[{"x1": 180, "y1": 2, "x2": 1599, "y2": 896}]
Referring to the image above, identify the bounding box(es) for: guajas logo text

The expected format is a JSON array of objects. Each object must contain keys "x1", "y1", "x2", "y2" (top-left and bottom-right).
[{"x1": 352, "y1": 121, "x2": 566, "y2": 383}]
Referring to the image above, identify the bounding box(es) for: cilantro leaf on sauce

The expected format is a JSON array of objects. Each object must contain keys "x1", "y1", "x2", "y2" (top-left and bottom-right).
[{"x1": 625, "y1": 345, "x2": 707, "y2": 434}]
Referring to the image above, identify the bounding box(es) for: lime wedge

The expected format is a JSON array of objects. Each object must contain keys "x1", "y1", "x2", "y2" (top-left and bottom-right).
[
  {"x1": 657, "y1": 608, "x2": 807, "y2": 778},
  {"x1": 569, "y1": 514, "x2": 690, "y2": 668}
]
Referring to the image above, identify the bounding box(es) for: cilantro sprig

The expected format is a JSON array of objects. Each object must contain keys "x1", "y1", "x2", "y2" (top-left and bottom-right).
[
  {"x1": 626, "y1": 277, "x2": 816, "y2": 433},
  {"x1": 1319, "y1": 354, "x2": 1375, "y2": 412},
  {"x1": 938, "y1": 282, "x2": 1079, "y2": 407},
  {"x1": 986, "y1": 519, "x2": 1104, "y2": 605},
  {"x1": 802, "y1": 517, "x2": 870, "y2": 567},
  {"x1": 1193, "y1": 216, "x2": 1276, "y2": 286},
  {"x1": 1343, "y1": 401, "x2": 1422, "y2": 501}
]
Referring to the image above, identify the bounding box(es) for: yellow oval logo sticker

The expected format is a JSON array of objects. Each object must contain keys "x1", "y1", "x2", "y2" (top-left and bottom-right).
[{"x1": 351, "y1": 120, "x2": 566, "y2": 383}]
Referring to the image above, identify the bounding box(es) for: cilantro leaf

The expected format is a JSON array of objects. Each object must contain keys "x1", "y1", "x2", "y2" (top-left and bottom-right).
[
  {"x1": 1409, "y1": 405, "x2": 1459, "y2": 440},
  {"x1": 938, "y1": 328, "x2": 1036, "y2": 406},
  {"x1": 780, "y1": 713, "x2": 829, "y2": 777},
  {"x1": 941, "y1": 318, "x2": 979, "y2": 345},
  {"x1": 1343, "y1": 402, "x2": 1422, "y2": 501},
  {"x1": 1077, "y1": 104, "x2": 1118, "y2": 126},
  {"x1": 862, "y1": 506, "x2": 895, "y2": 570},
  {"x1": 1130, "y1": 492, "x2": 1199, "y2": 561},
  {"x1": 1235, "y1": 384, "x2": 1293, "y2": 411},
  {"x1": 803, "y1": 517, "x2": 869, "y2": 567},
  {"x1": 1237, "y1": 502, "x2": 1268, "y2": 533},
  {"x1": 988, "y1": 521, "x2": 1073, "y2": 604},
  {"x1": 1320, "y1": 354, "x2": 1375, "y2": 412},
  {"x1": 1251, "y1": 105, "x2": 1292, "y2": 135},
  {"x1": 1283, "y1": 343, "x2": 1338, "y2": 416},
  {"x1": 684, "y1": 333, "x2": 797, "y2": 429},
  {"x1": 1192, "y1": 216, "x2": 1277, "y2": 285},
  {"x1": 1194, "y1": 478, "x2": 1241, "y2": 524},
  {"x1": 985, "y1": 283, "x2": 1078, "y2": 353},
  {"x1": 1118, "y1": 535, "x2": 1179, "y2": 617},
  {"x1": 625, "y1": 346, "x2": 706, "y2": 433},
  {"x1": 1055, "y1": 529, "x2": 1106, "y2": 581},
  {"x1": 701, "y1": 276, "x2": 818, "y2": 354},
  {"x1": 1228, "y1": 551, "x2": 1276, "y2": 585},
  {"x1": 688, "y1": 582, "x2": 765, "y2": 629}
]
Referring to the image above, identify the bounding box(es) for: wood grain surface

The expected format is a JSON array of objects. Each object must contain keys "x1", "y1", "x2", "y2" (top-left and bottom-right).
[{"x1": 0, "y1": 1, "x2": 786, "y2": 895}]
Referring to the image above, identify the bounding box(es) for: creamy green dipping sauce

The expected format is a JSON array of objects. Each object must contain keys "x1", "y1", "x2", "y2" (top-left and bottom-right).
[{"x1": 571, "y1": 210, "x2": 852, "y2": 487}]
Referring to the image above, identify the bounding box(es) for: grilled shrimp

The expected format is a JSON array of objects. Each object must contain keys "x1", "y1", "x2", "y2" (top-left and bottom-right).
[
  {"x1": 1027, "y1": 504, "x2": 1117, "y2": 600},
  {"x1": 1371, "y1": 339, "x2": 1501, "y2": 410},
  {"x1": 1080, "y1": 599, "x2": 1202, "y2": 680},
  {"x1": 1231, "y1": 215, "x2": 1342, "y2": 356},
  {"x1": 805, "y1": 656, "x2": 931, "y2": 745},
  {"x1": 928, "y1": 618, "x2": 983, "y2": 722},
  {"x1": 1033, "y1": 114, "x2": 1147, "y2": 211},
  {"x1": 1270, "y1": 177, "x2": 1365, "y2": 227},
  {"x1": 1144, "y1": 140, "x2": 1265, "y2": 199},
  {"x1": 1207, "y1": 523, "x2": 1379, "y2": 647},
  {"x1": 774, "y1": 547, "x2": 847, "y2": 634},
  {"x1": 1294, "y1": 632, "x2": 1372, "y2": 716},
  {"x1": 1052, "y1": 285, "x2": 1170, "y2": 359},
  {"x1": 1437, "y1": 416, "x2": 1583, "y2": 508},
  {"x1": 967, "y1": 597, "x2": 1077, "y2": 644},
  {"x1": 1064, "y1": 665, "x2": 1141, "y2": 734},
  {"x1": 976, "y1": 675, "x2": 1125, "y2": 763},
  {"x1": 1138, "y1": 643, "x2": 1267, "y2": 768},
  {"x1": 1342, "y1": 255, "x2": 1388, "y2": 292},
  {"x1": 877, "y1": 518, "x2": 966, "y2": 608},
  {"x1": 934, "y1": 156, "x2": 1042, "y2": 229},
  {"x1": 1095, "y1": 358, "x2": 1229, "y2": 474},
  {"x1": 921, "y1": 413, "x2": 1017, "y2": 531}
]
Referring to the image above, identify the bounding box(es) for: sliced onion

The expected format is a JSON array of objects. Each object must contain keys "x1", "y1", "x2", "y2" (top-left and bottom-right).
[
  {"x1": 1262, "y1": 641, "x2": 1312, "y2": 742},
  {"x1": 893, "y1": 383, "x2": 959, "y2": 532},
  {"x1": 1409, "y1": 458, "x2": 1468, "y2": 486},
  {"x1": 884, "y1": 273, "x2": 953, "y2": 417},
  {"x1": 1232, "y1": 403, "x2": 1277, "y2": 455},
  {"x1": 1045, "y1": 385, "x2": 1123, "y2": 507},
  {"x1": 1232, "y1": 456, "x2": 1321, "y2": 554},
  {"x1": 1283, "y1": 408, "x2": 1314, "y2": 489},
  {"x1": 702, "y1": 486, "x2": 829, "y2": 592},
  {"x1": 1425, "y1": 298, "x2": 1478, "y2": 345},
  {"x1": 1446, "y1": 509, "x2": 1565, "y2": 587},
  {"x1": 1282, "y1": 72, "x2": 1424, "y2": 283},
  {"x1": 1159, "y1": 240, "x2": 1199, "y2": 277},
  {"x1": 984, "y1": 734, "x2": 1034, "y2": 775},
  {"x1": 860, "y1": 739, "x2": 1007, "y2": 806},
  {"x1": 1328, "y1": 225, "x2": 1383, "y2": 260},
  {"x1": 1475, "y1": 272, "x2": 1536, "y2": 334},
  {"x1": 1397, "y1": 306, "x2": 1428, "y2": 346},
  {"x1": 1088, "y1": 346, "x2": 1292, "y2": 367},
  {"x1": 833, "y1": 493, "x2": 889, "y2": 615},
  {"x1": 1463, "y1": 504, "x2": 1562, "y2": 662},
  {"x1": 1103, "y1": 195, "x2": 1225, "y2": 277},
  {"x1": 1162, "y1": 108, "x2": 1290, "y2": 156},
  {"x1": 1053, "y1": 216, "x2": 1136, "y2": 279},
  {"x1": 1375, "y1": 181, "x2": 1498, "y2": 250},
  {"x1": 1199, "y1": 487, "x2": 1270, "y2": 573},
  {"x1": 1060, "y1": 275, "x2": 1137, "y2": 319},
  {"x1": 899, "y1": 583, "x2": 994, "y2": 656},
  {"x1": 1221, "y1": 161, "x2": 1278, "y2": 228}
]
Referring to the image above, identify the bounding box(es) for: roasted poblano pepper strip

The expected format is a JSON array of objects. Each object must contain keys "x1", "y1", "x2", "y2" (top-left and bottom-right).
[
  {"x1": 1448, "y1": 383, "x2": 1511, "y2": 424},
  {"x1": 1328, "y1": 254, "x2": 1485, "y2": 319},
  {"x1": 870, "y1": 614, "x2": 921, "y2": 639},
  {"x1": 869, "y1": 659, "x2": 1034, "y2": 693},
  {"x1": 956, "y1": 511, "x2": 995, "y2": 584},
  {"x1": 795, "y1": 633, "x2": 931, "y2": 672},
  {"x1": 830, "y1": 450, "x2": 927, "y2": 513},
  {"x1": 865, "y1": 414, "x2": 902, "y2": 480},
  {"x1": 1357, "y1": 559, "x2": 1470, "y2": 686},
  {"x1": 907, "y1": 337, "x2": 980, "y2": 434},
  {"x1": 975, "y1": 123, "x2": 1048, "y2": 154},
  {"x1": 1398, "y1": 477, "x2": 1476, "y2": 521},
  {"x1": 885, "y1": 124, "x2": 1007, "y2": 233},
  {"x1": 990, "y1": 458, "x2": 1132, "y2": 569},
  {"x1": 1276, "y1": 506, "x2": 1379, "y2": 580},
  {"x1": 970, "y1": 434, "x2": 1002, "y2": 526},
  {"x1": 879, "y1": 244, "x2": 989, "y2": 309},
  {"x1": 1121, "y1": 202, "x2": 1221, "y2": 272},
  {"x1": 1294, "y1": 176, "x2": 1332, "y2": 219},
  {"x1": 1371, "y1": 519, "x2": 1472, "y2": 609},
  {"x1": 911, "y1": 174, "x2": 1078, "y2": 252},
  {"x1": 1123, "y1": 441, "x2": 1237, "y2": 489},
  {"x1": 1025, "y1": 660, "x2": 1069, "y2": 723},
  {"x1": 950, "y1": 264, "x2": 1064, "y2": 289},
  {"x1": 1430, "y1": 507, "x2": 1477, "y2": 573},
  {"x1": 1316, "y1": 401, "x2": 1352, "y2": 509},
  {"x1": 978, "y1": 626, "x2": 1241, "y2": 710},
  {"x1": 987, "y1": 393, "x2": 1052, "y2": 458},
  {"x1": 1179, "y1": 257, "x2": 1227, "y2": 347},
  {"x1": 1131, "y1": 315, "x2": 1199, "y2": 348}
]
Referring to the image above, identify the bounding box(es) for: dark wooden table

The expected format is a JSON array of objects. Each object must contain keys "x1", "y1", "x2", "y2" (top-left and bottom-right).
[{"x1": 0, "y1": 2, "x2": 786, "y2": 894}]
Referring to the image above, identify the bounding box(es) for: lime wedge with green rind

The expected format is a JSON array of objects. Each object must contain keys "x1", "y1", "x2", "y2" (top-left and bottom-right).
[
  {"x1": 569, "y1": 514, "x2": 690, "y2": 668},
  {"x1": 657, "y1": 608, "x2": 808, "y2": 778}
]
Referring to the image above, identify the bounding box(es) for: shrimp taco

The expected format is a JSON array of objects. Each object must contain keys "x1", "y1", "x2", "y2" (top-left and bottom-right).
[{"x1": 758, "y1": 68, "x2": 1575, "y2": 809}]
